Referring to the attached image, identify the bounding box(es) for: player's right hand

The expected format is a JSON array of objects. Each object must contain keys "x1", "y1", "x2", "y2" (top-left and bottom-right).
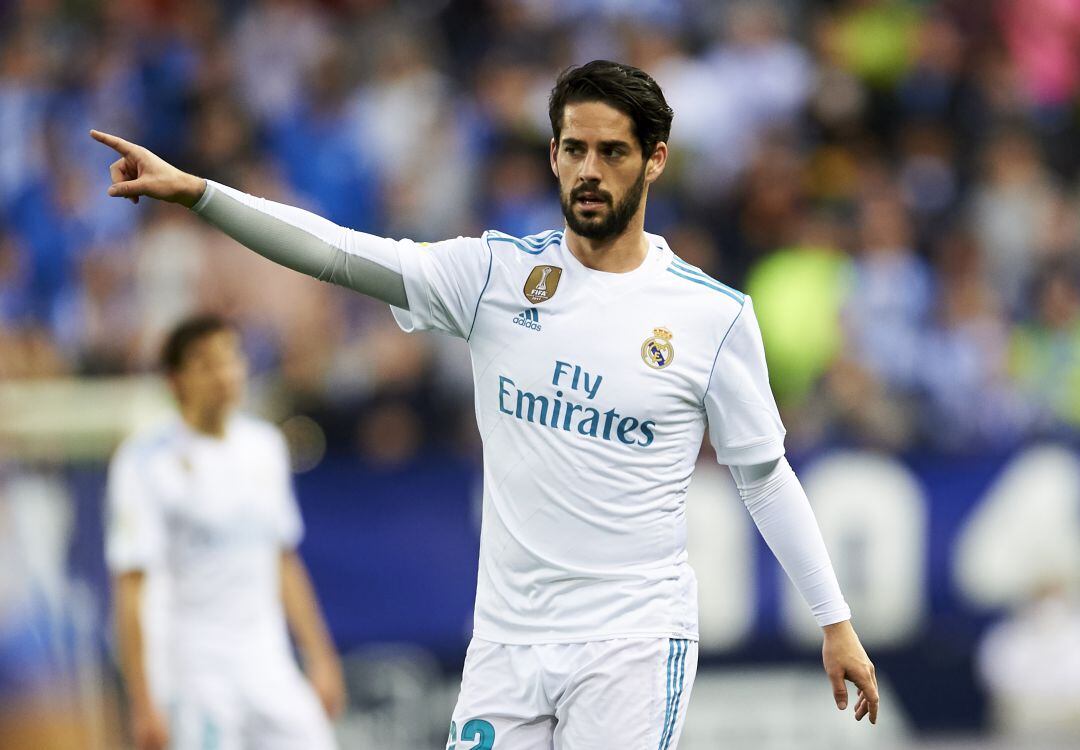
[
  {"x1": 90, "y1": 129, "x2": 206, "y2": 208},
  {"x1": 131, "y1": 704, "x2": 170, "y2": 750}
]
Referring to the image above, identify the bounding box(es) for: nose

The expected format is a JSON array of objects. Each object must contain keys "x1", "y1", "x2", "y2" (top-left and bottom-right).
[{"x1": 578, "y1": 148, "x2": 602, "y2": 183}]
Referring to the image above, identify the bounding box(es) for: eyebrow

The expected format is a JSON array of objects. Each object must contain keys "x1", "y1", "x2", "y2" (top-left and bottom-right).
[{"x1": 561, "y1": 137, "x2": 633, "y2": 151}]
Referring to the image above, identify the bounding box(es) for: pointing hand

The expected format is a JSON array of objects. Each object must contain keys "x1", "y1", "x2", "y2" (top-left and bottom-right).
[{"x1": 90, "y1": 129, "x2": 205, "y2": 207}]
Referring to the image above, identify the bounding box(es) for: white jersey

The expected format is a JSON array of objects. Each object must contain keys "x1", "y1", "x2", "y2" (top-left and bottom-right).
[
  {"x1": 106, "y1": 414, "x2": 303, "y2": 668},
  {"x1": 392, "y1": 230, "x2": 786, "y2": 643}
]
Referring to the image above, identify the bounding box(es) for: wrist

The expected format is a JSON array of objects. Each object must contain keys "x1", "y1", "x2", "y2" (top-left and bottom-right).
[
  {"x1": 177, "y1": 175, "x2": 207, "y2": 209},
  {"x1": 822, "y1": 619, "x2": 853, "y2": 637}
]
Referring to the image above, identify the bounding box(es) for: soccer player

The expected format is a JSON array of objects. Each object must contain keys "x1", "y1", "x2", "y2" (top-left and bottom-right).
[
  {"x1": 106, "y1": 315, "x2": 344, "y2": 750},
  {"x1": 93, "y1": 59, "x2": 878, "y2": 748}
]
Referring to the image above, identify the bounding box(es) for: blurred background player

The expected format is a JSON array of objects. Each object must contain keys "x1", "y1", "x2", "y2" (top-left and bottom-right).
[{"x1": 105, "y1": 315, "x2": 344, "y2": 750}]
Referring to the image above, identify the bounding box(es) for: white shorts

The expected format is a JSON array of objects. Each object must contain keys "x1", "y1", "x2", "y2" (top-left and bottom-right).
[
  {"x1": 167, "y1": 658, "x2": 336, "y2": 750},
  {"x1": 447, "y1": 637, "x2": 698, "y2": 750}
]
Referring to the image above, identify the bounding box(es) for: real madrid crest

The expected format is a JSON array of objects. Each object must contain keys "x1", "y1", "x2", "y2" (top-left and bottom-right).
[
  {"x1": 641, "y1": 327, "x2": 675, "y2": 370},
  {"x1": 524, "y1": 265, "x2": 562, "y2": 304}
]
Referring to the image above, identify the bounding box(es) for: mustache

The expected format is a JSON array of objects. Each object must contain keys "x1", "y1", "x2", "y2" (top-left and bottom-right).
[{"x1": 570, "y1": 184, "x2": 612, "y2": 204}]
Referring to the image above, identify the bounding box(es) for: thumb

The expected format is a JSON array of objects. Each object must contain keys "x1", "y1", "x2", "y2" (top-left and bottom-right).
[
  {"x1": 108, "y1": 178, "x2": 150, "y2": 199},
  {"x1": 829, "y1": 668, "x2": 848, "y2": 710}
]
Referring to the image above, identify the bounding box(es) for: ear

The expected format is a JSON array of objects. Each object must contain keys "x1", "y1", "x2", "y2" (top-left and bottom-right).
[
  {"x1": 550, "y1": 138, "x2": 560, "y2": 179},
  {"x1": 645, "y1": 141, "x2": 668, "y2": 185}
]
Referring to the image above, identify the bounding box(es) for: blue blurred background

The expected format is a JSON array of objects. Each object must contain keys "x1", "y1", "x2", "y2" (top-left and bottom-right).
[{"x1": 2, "y1": 0, "x2": 1080, "y2": 748}]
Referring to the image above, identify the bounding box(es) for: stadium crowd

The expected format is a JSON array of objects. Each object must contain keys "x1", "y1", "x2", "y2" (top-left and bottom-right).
[{"x1": 3, "y1": 0, "x2": 1080, "y2": 456}]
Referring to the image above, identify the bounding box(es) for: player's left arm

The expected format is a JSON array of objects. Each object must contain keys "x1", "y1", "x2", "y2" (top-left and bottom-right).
[
  {"x1": 280, "y1": 550, "x2": 347, "y2": 719},
  {"x1": 730, "y1": 459, "x2": 879, "y2": 724},
  {"x1": 706, "y1": 299, "x2": 877, "y2": 723}
]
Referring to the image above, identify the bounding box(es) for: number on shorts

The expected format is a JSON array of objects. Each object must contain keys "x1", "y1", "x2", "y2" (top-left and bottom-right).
[{"x1": 447, "y1": 718, "x2": 494, "y2": 750}]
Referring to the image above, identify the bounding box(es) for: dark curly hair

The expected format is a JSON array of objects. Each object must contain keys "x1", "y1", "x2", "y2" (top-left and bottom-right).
[{"x1": 548, "y1": 60, "x2": 674, "y2": 158}]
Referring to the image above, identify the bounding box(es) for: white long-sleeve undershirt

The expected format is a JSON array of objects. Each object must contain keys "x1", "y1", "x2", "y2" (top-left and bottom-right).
[
  {"x1": 730, "y1": 457, "x2": 851, "y2": 626},
  {"x1": 191, "y1": 180, "x2": 410, "y2": 308}
]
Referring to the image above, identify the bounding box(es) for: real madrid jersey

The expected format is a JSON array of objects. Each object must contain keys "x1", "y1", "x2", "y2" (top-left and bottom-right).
[
  {"x1": 106, "y1": 415, "x2": 304, "y2": 664},
  {"x1": 391, "y1": 230, "x2": 786, "y2": 643},
  {"x1": 189, "y1": 181, "x2": 814, "y2": 644}
]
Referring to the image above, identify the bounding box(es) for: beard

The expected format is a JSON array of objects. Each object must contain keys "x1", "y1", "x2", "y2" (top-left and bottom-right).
[{"x1": 560, "y1": 166, "x2": 646, "y2": 242}]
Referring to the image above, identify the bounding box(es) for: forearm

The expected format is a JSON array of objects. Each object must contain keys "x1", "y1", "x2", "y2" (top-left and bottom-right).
[
  {"x1": 190, "y1": 180, "x2": 409, "y2": 308},
  {"x1": 731, "y1": 457, "x2": 851, "y2": 626},
  {"x1": 114, "y1": 574, "x2": 156, "y2": 712},
  {"x1": 280, "y1": 551, "x2": 338, "y2": 664}
]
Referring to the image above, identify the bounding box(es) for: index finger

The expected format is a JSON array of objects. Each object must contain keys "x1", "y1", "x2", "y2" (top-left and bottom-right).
[{"x1": 90, "y1": 129, "x2": 136, "y2": 156}]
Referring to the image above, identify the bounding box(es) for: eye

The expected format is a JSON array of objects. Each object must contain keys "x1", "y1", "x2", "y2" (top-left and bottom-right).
[{"x1": 564, "y1": 143, "x2": 583, "y2": 155}]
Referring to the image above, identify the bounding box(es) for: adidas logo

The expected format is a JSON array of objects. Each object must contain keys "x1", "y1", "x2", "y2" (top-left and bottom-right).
[{"x1": 512, "y1": 308, "x2": 541, "y2": 331}]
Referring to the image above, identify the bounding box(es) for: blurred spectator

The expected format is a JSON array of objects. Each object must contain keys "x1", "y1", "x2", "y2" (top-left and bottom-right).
[
  {"x1": 746, "y1": 212, "x2": 851, "y2": 411},
  {"x1": 266, "y1": 36, "x2": 382, "y2": 232},
  {"x1": 5, "y1": 165, "x2": 85, "y2": 323},
  {"x1": 232, "y1": 0, "x2": 330, "y2": 124},
  {"x1": 1009, "y1": 262, "x2": 1080, "y2": 432},
  {"x1": 997, "y1": 0, "x2": 1080, "y2": 111},
  {"x1": 52, "y1": 244, "x2": 137, "y2": 375},
  {"x1": 734, "y1": 135, "x2": 808, "y2": 264},
  {"x1": 644, "y1": 2, "x2": 813, "y2": 194},
  {"x1": 0, "y1": 230, "x2": 32, "y2": 324},
  {"x1": 970, "y1": 127, "x2": 1064, "y2": 315},
  {"x1": 348, "y1": 28, "x2": 471, "y2": 238},
  {"x1": 187, "y1": 93, "x2": 256, "y2": 185},
  {"x1": 895, "y1": 123, "x2": 959, "y2": 245},
  {"x1": 895, "y1": 9, "x2": 968, "y2": 124},
  {"x1": 842, "y1": 191, "x2": 932, "y2": 393},
  {"x1": 918, "y1": 229, "x2": 1022, "y2": 449},
  {"x1": 0, "y1": 25, "x2": 50, "y2": 206},
  {"x1": 829, "y1": 0, "x2": 921, "y2": 90},
  {"x1": 469, "y1": 53, "x2": 551, "y2": 153}
]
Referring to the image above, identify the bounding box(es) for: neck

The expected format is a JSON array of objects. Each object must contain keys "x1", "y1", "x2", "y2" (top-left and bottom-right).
[
  {"x1": 564, "y1": 211, "x2": 650, "y2": 273},
  {"x1": 180, "y1": 403, "x2": 229, "y2": 438}
]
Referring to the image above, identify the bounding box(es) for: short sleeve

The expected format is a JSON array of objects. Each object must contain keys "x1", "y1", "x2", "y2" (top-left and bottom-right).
[
  {"x1": 105, "y1": 446, "x2": 166, "y2": 573},
  {"x1": 390, "y1": 236, "x2": 492, "y2": 339},
  {"x1": 271, "y1": 430, "x2": 304, "y2": 549},
  {"x1": 704, "y1": 297, "x2": 787, "y2": 466}
]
